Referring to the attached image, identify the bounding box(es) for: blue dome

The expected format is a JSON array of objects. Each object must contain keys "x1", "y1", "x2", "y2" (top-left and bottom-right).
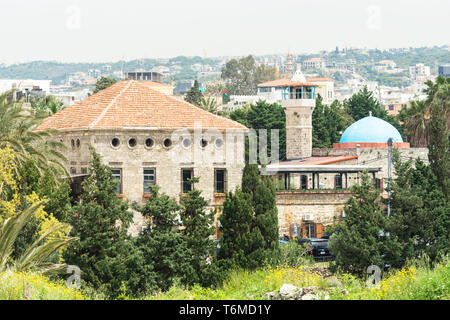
[{"x1": 339, "y1": 116, "x2": 403, "y2": 143}]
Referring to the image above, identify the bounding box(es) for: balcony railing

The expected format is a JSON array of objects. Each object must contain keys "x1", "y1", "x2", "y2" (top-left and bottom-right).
[{"x1": 282, "y1": 91, "x2": 315, "y2": 100}]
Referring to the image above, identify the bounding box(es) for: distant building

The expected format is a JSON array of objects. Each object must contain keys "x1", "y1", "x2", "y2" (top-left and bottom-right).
[
  {"x1": 306, "y1": 77, "x2": 335, "y2": 105},
  {"x1": 125, "y1": 71, "x2": 163, "y2": 83},
  {"x1": 302, "y1": 57, "x2": 325, "y2": 70},
  {"x1": 384, "y1": 102, "x2": 410, "y2": 115},
  {"x1": 409, "y1": 63, "x2": 431, "y2": 80},
  {"x1": 438, "y1": 64, "x2": 450, "y2": 78},
  {"x1": 0, "y1": 79, "x2": 51, "y2": 101}
]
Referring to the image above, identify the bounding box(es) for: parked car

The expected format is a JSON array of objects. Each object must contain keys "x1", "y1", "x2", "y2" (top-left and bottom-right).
[{"x1": 298, "y1": 238, "x2": 334, "y2": 262}]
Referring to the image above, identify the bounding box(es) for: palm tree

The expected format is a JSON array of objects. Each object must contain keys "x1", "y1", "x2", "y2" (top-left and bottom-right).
[
  {"x1": 31, "y1": 95, "x2": 64, "y2": 117},
  {"x1": 0, "y1": 90, "x2": 67, "y2": 181},
  {"x1": 199, "y1": 95, "x2": 218, "y2": 114},
  {"x1": 0, "y1": 201, "x2": 77, "y2": 274},
  {"x1": 401, "y1": 100, "x2": 430, "y2": 147}
]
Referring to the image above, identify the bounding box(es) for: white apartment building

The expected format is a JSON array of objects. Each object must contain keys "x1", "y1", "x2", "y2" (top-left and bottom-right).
[{"x1": 409, "y1": 63, "x2": 431, "y2": 80}]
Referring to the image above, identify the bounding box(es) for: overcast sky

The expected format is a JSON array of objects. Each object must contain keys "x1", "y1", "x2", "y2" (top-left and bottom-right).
[{"x1": 1, "y1": 0, "x2": 449, "y2": 64}]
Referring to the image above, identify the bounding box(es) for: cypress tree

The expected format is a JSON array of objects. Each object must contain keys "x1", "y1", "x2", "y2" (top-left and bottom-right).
[
  {"x1": 179, "y1": 177, "x2": 219, "y2": 286},
  {"x1": 185, "y1": 80, "x2": 203, "y2": 106},
  {"x1": 328, "y1": 173, "x2": 401, "y2": 274},
  {"x1": 63, "y1": 147, "x2": 136, "y2": 297}
]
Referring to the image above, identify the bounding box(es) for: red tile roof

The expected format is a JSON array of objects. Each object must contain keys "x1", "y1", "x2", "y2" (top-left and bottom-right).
[
  {"x1": 36, "y1": 80, "x2": 247, "y2": 131},
  {"x1": 257, "y1": 78, "x2": 319, "y2": 87}
]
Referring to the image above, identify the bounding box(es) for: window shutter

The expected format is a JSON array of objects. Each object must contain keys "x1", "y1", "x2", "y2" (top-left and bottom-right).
[
  {"x1": 301, "y1": 223, "x2": 307, "y2": 238},
  {"x1": 316, "y1": 223, "x2": 324, "y2": 239}
]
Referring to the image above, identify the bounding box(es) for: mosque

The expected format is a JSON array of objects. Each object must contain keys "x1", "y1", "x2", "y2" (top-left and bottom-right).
[{"x1": 266, "y1": 72, "x2": 428, "y2": 238}]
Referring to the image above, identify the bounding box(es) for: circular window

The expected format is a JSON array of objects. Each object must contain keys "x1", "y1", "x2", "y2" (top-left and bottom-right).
[
  {"x1": 76, "y1": 139, "x2": 80, "y2": 148},
  {"x1": 128, "y1": 138, "x2": 137, "y2": 148},
  {"x1": 215, "y1": 138, "x2": 223, "y2": 148},
  {"x1": 182, "y1": 138, "x2": 191, "y2": 148},
  {"x1": 163, "y1": 138, "x2": 172, "y2": 148},
  {"x1": 111, "y1": 138, "x2": 120, "y2": 148},
  {"x1": 145, "y1": 138, "x2": 154, "y2": 148},
  {"x1": 200, "y1": 138, "x2": 208, "y2": 148}
]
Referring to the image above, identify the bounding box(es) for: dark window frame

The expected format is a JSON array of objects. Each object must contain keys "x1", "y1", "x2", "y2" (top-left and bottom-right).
[
  {"x1": 111, "y1": 168, "x2": 122, "y2": 194},
  {"x1": 214, "y1": 169, "x2": 227, "y2": 194},
  {"x1": 181, "y1": 168, "x2": 194, "y2": 194},
  {"x1": 143, "y1": 168, "x2": 156, "y2": 194}
]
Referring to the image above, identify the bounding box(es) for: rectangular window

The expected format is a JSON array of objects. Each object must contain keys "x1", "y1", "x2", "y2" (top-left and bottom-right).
[
  {"x1": 111, "y1": 169, "x2": 122, "y2": 194},
  {"x1": 214, "y1": 169, "x2": 227, "y2": 193},
  {"x1": 70, "y1": 167, "x2": 77, "y2": 175},
  {"x1": 300, "y1": 175, "x2": 308, "y2": 190},
  {"x1": 181, "y1": 169, "x2": 193, "y2": 193},
  {"x1": 81, "y1": 168, "x2": 88, "y2": 174},
  {"x1": 305, "y1": 223, "x2": 317, "y2": 238},
  {"x1": 143, "y1": 169, "x2": 156, "y2": 194},
  {"x1": 335, "y1": 174, "x2": 343, "y2": 189}
]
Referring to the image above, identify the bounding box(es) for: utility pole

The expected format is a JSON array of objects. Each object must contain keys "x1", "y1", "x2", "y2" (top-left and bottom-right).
[{"x1": 387, "y1": 137, "x2": 393, "y2": 217}]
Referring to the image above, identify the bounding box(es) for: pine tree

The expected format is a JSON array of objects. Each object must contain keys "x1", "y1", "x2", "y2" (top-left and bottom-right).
[
  {"x1": 179, "y1": 177, "x2": 219, "y2": 286},
  {"x1": 63, "y1": 147, "x2": 135, "y2": 297},
  {"x1": 328, "y1": 173, "x2": 401, "y2": 274},
  {"x1": 133, "y1": 184, "x2": 195, "y2": 291},
  {"x1": 185, "y1": 80, "x2": 203, "y2": 106},
  {"x1": 218, "y1": 188, "x2": 255, "y2": 268},
  {"x1": 219, "y1": 164, "x2": 279, "y2": 269},
  {"x1": 388, "y1": 151, "x2": 450, "y2": 263}
]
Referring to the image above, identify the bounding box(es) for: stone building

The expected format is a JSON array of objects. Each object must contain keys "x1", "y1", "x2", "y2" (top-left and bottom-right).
[
  {"x1": 37, "y1": 80, "x2": 247, "y2": 235},
  {"x1": 265, "y1": 74, "x2": 428, "y2": 239}
]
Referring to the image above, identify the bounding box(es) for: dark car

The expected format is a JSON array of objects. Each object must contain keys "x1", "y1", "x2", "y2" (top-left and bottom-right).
[{"x1": 298, "y1": 238, "x2": 334, "y2": 262}]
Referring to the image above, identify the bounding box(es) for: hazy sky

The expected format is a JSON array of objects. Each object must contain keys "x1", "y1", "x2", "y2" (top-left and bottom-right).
[{"x1": 1, "y1": 0, "x2": 449, "y2": 63}]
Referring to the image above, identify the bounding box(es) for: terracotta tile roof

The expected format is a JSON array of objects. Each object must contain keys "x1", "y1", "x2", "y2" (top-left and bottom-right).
[
  {"x1": 306, "y1": 77, "x2": 334, "y2": 82},
  {"x1": 257, "y1": 78, "x2": 319, "y2": 87},
  {"x1": 139, "y1": 81, "x2": 173, "y2": 88},
  {"x1": 36, "y1": 80, "x2": 247, "y2": 131}
]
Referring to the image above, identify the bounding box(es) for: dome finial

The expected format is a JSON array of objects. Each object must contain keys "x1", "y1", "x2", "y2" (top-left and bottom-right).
[{"x1": 369, "y1": 111, "x2": 372, "y2": 117}]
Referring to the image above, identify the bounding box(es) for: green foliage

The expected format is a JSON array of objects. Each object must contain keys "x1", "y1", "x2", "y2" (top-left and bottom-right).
[
  {"x1": 184, "y1": 80, "x2": 203, "y2": 106},
  {"x1": 229, "y1": 100, "x2": 286, "y2": 161},
  {"x1": 219, "y1": 164, "x2": 279, "y2": 270},
  {"x1": 92, "y1": 76, "x2": 117, "y2": 94},
  {"x1": 0, "y1": 201, "x2": 76, "y2": 274},
  {"x1": 328, "y1": 173, "x2": 401, "y2": 275},
  {"x1": 30, "y1": 95, "x2": 64, "y2": 117},
  {"x1": 312, "y1": 97, "x2": 352, "y2": 148},
  {"x1": 63, "y1": 147, "x2": 134, "y2": 298},
  {"x1": 388, "y1": 151, "x2": 450, "y2": 263},
  {"x1": 426, "y1": 77, "x2": 450, "y2": 198},
  {"x1": 179, "y1": 177, "x2": 220, "y2": 287},
  {"x1": 221, "y1": 55, "x2": 279, "y2": 95}
]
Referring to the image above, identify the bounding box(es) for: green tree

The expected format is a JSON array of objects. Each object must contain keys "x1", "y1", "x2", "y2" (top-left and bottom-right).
[
  {"x1": 230, "y1": 100, "x2": 286, "y2": 161},
  {"x1": 0, "y1": 90, "x2": 67, "y2": 181},
  {"x1": 312, "y1": 97, "x2": 352, "y2": 148},
  {"x1": 219, "y1": 164, "x2": 279, "y2": 269},
  {"x1": 185, "y1": 80, "x2": 203, "y2": 106},
  {"x1": 426, "y1": 77, "x2": 450, "y2": 198},
  {"x1": 179, "y1": 177, "x2": 219, "y2": 287},
  {"x1": 328, "y1": 173, "x2": 401, "y2": 274},
  {"x1": 388, "y1": 152, "x2": 449, "y2": 263},
  {"x1": 221, "y1": 55, "x2": 279, "y2": 95},
  {"x1": 92, "y1": 76, "x2": 117, "y2": 94},
  {"x1": 63, "y1": 147, "x2": 134, "y2": 297},
  {"x1": 218, "y1": 188, "x2": 255, "y2": 269},
  {"x1": 30, "y1": 95, "x2": 64, "y2": 117}
]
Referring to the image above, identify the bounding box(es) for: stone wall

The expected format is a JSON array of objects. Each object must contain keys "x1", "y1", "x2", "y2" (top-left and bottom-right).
[
  {"x1": 57, "y1": 129, "x2": 246, "y2": 236},
  {"x1": 276, "y1": 190, "x2": 352, "y2": 236}
]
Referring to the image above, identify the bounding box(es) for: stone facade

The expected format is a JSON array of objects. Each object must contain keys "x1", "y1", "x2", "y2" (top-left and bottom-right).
[
  {"x1": 58, "y1": 128, "x2": 246, "y2": 235},
  {"x1": 282, "y1": 98, "x2": 315, "y2": 159},
  {"x1": 276, "y1": 190, "x2": 352, "y2": 237}
]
